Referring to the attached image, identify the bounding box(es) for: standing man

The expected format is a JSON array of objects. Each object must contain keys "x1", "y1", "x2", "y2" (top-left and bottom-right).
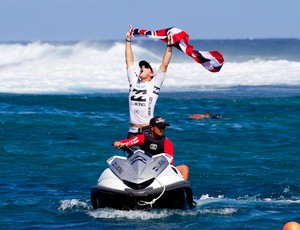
[{"x1": 125, "y1": 25, "x2": 173, "y2": 138}]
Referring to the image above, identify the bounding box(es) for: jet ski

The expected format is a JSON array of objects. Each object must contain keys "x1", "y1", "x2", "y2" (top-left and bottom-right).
[{"x1": 91, "y1": 147, "x2": 196, "y2": 210}]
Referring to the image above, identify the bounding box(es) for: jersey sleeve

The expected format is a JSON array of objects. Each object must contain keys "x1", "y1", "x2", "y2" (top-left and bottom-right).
[
  {"x1": 119, "y1": 134, "x2": 145, "y2": 147},
  {"x1": 153, "y1": 68, "x2": 166, "y2": 88},
  {"x1": 127, "y1": 65, "x2": 137, "y2": 85},
  {"x1": 164, "y1": 137, "x2": 174, "y2": 165}
]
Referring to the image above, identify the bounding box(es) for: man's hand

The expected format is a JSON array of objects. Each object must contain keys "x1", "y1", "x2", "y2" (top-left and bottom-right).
[{"x1": 113, "y1": 141, "x2": 123, "y2": 148}]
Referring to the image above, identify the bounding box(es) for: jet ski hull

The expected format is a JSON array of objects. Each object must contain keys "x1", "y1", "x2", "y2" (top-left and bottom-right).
[
  {"x1": 91, "y1": 150, "x2": 196, "y2": 210},
  {"x1": 91, "y1": 180, "x2": 195, "y2": 210}
]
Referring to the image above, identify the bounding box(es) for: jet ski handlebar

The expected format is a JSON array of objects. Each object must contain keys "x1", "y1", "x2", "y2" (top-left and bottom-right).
[
  {"x1": 120, "y1": 145, "x2": 134, "y2": 155},
  {"x1": 112, "y1": 143, "x2": 134, "y2": 157}
]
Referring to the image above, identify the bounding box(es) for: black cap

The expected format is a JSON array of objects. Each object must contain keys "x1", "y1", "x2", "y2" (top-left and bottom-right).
[
  {"x1": 150, "y1": 116, "x2": 170, "y2": 127},
  {"x1": 139, "y1": 60, "x2": 153, "y2": 73}
]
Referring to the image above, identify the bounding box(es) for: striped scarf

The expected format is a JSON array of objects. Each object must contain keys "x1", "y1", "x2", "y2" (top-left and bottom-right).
[{"x1": 130, "y1": 27, "x2": 224, "y2": 73}]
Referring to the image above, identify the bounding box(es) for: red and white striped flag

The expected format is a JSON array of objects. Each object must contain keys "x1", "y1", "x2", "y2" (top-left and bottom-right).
[{"x1": 131, "y1": 27, "x2": 224, "y2": 73}]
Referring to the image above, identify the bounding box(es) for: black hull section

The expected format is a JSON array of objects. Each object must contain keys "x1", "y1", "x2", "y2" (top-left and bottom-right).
[{"x1": 91, "y1": 181, "x2": 195, "y2": 210}]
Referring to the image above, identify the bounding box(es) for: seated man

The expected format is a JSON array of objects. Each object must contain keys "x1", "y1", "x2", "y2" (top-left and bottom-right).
[{"x1": 113, "y1": 116, "x2": 189, "y2": 180}]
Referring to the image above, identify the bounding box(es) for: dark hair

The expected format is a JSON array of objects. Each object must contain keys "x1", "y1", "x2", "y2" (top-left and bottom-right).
[{"x1": 211, "y1": 114, "x2": 221, "y2": 119}]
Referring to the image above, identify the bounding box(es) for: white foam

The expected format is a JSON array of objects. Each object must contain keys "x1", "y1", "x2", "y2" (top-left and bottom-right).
[
  {"x1": 89, "y1": 208, "x2": 171, "y2": 220},
  {"x1": 58, "y1": 199, "x2": 89, "y2": 210},
  {"x1": 198, "y1": 207, "x2": 238, "y2": 215}
]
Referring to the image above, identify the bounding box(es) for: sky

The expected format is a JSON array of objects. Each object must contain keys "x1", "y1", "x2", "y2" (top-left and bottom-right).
[{"x1": 0, "y1": 0, "x2": 299, "y2": 42}]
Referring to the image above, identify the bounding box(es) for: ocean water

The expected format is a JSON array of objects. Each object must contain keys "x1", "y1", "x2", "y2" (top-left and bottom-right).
[{"x1": 1, "y1": 39, "x2": 300, "y2": 229}]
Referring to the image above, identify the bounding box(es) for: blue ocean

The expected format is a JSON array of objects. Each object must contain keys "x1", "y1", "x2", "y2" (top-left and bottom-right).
[{"x1": 1, "y1": 38, "x2": 300, "y2": 229}]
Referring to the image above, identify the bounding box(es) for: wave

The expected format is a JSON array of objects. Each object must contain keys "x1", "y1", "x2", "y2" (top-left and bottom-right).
[{"x1": 1, "y1": 41, "x2": 300, "y2": 94}]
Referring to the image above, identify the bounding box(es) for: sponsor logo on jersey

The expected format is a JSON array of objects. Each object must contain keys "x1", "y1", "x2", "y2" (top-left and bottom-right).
[
  {"x1": 153, "y1": 86, "x2": 160, "y2": 95},
  {"x1": 150, "y1": 143, "x2": 158, "y2": 150}
]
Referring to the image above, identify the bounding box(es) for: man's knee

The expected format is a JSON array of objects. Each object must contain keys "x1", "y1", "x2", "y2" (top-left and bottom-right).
[{"x1": 176, "y1": 164, "x2": 189, "y2": 180}]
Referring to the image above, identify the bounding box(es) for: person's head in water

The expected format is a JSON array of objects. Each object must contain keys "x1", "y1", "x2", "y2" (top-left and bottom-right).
[{"x1": 211, "y1": 114, "x2": 221, "y2": 119}]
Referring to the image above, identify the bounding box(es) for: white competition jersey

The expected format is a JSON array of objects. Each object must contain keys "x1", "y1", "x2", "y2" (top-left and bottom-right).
[{"x1": 127, "y1": 65, "x2": 166, "y2": 126}]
